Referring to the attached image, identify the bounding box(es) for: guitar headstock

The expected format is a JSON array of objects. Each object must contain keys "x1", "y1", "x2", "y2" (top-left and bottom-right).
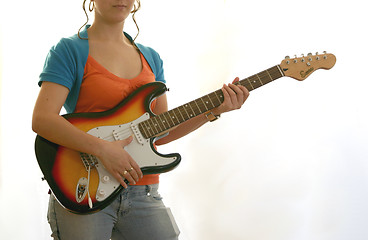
[{"x1": 280, "y1": 52, "x2": 336, "y2": 81}]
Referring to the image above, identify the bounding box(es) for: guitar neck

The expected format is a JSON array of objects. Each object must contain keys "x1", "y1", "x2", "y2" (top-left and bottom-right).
[{"x1": 139, "y1": 65, "x2": 284, "y2": 139}]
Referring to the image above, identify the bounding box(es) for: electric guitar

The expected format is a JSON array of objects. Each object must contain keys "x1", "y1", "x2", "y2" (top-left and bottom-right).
[{"x1": 35, "y1": 52, "x2": 336, "y2": 214}]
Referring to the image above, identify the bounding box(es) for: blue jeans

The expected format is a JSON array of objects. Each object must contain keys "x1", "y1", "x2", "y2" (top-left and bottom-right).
[{"x1": 47, "y1": 184, "x2": 180, "y2": 240}]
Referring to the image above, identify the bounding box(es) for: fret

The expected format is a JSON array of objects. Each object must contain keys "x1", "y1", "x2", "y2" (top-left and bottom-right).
[
  {"x1": 265, "y1": 69, "x2": 273, "y2": 80},
  {"x1": 139, "y1": 121, "x2": 149, "y2": 139},
  {"x1": 152, "y1": 117, "x2": 163, "y2": 133},
  {"x1": 249, "y1": 75, "x2": 262, "y2": 89},
  {"x1": 204, "y1": 94, "x2": 216, "y2": 109},
  {"x1": 199, "y1": 97, "x2": 209, "y2": 112},
  {"x1": 259, "y1": 70, "x2": 271, "y2": 82},
  {"x1": 145, "y1": 119, "x2": 157, "y2": 136},
  {"x1": 185, "y1": 103, "x2": 195, "y2": 118},
  {"x1": 192, "y1": 100, "x2": 202, "y2": 115},
  {"x1": 256, "y1": 74, "x2": 264, "y2": 85},
  {"x1": 160, "y1": 112, "x2": 170, "y2": 129},
  {"x1": 145, "y1": 120, "x2": 156, "y2": 137},
  {"x1": 164, "y1": 111, "x2": 175, "y2": 127},
  {"x1": 246, "y1": 78, "x2": 255, "y2": 90},
  {"x1": 180, "y1": 105, "x2": 190, "y2": 120},
  {"x1": 168, "y1": 110, "x2": 180, "y2": 125},
  {"x1": 213, "y1": 90, "x2": 224, "y2": 105},
  {"x1": 207, "y1": 94, "x2": 217, "y2": 108},
  {"x1": 157, "y1": 114, "x2": 169, "y2": 129},
  {"x1": 144, "y1": 119, "x2": 156, "y2": 137},
  {"x1": 173, "y1": 108, "x2": 185, "y2": 123}
]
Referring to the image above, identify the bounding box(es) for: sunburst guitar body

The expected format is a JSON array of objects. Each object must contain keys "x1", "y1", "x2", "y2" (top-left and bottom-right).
[{"x1": 35, "y1": 82, "x2": 181, "y2": 214}]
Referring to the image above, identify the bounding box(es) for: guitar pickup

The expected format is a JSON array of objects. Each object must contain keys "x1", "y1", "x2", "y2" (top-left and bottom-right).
[{"x1": 131, "y1": 123, "x2": 145, "y2": 145}]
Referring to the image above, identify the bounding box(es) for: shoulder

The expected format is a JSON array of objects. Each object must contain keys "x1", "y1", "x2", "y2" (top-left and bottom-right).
[
  {"x1": 51, "y1": 33, "x2": 89, "y2": 58},
  {"x1": 135, "y1": 42, "x2": 164, "y2": 70},
  {"x1": 136, "y1": 43, "x2": 161, "y2": 59}
]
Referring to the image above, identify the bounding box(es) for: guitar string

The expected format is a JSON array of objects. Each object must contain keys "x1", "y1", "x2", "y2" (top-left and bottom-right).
[
  {"x1": 137, "y1": 66, "x2": 283, "y2": 138},
  {"x1": 85, "y1": 66, "x2": 283, "y2": 148}
]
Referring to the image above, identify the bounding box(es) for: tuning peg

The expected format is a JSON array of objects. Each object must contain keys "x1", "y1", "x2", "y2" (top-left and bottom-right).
[
  {"x1": 285, "y1": 56, "x2": 290, "y2": 64},
  {"x1": 323, "y1": 51, "x2": 327, "y2": 54},
  {"x1": 307, "y1": 53, "x2": 312, "y2": 56},
  {"x1": 315, "y1": 52, "x2": 319, "y2": 55}
]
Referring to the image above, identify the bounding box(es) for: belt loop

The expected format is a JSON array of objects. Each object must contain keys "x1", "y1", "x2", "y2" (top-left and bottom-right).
[{"x1": 145, "y1": 185, "x2": 152, "y2": 196}]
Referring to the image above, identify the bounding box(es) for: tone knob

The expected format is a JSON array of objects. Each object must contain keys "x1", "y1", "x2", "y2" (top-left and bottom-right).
[{"x1": 102, "y1": 175, "x2": 110, "y2": 183}]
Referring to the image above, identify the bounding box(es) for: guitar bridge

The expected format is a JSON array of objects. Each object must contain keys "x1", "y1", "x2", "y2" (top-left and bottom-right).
[{"x1": 80, "y1": 152, "x2": 98, "y2": 170}]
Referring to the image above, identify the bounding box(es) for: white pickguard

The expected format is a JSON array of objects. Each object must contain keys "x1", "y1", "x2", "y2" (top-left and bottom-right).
[{"x1": 85, "y1": 113, "x2": 178, "y2": 202}]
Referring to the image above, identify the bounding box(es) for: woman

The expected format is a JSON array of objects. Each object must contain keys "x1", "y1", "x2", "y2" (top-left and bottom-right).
[{"x1": 32, "y1": 0, "x2": 249, "y2": 239}]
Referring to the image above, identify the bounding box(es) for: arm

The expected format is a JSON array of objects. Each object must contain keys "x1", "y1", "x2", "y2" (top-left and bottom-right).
[
  {"x1": 32, "y1": 82, "x2": 142, "y2": 188},
  {"x1": 154, "y1": 77, "x2": 249, "y2": 145}
]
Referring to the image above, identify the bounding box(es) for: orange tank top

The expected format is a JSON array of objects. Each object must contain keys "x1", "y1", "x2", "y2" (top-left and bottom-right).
[{"x1": 75, "y1": 53, "x2": 159, "y2": 185}]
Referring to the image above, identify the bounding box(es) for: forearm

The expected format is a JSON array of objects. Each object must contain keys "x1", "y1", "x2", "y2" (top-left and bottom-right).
[
  {"x1": 154, "y1": 112, "x2": 211, "y2": 145},
  {"x1": 151, "y1": 79, "x2": 249, "y2": 145},
  {"x1": 32, "y1": 113, "x2": 106, "y2": 158}
]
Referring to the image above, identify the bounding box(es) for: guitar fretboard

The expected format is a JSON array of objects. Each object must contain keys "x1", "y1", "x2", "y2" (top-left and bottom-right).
[{"x1": 138, "y1": 65, "x2": 284, "y2": 139}]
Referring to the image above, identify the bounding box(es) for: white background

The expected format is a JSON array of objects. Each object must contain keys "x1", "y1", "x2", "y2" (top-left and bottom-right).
[{"x1": 1, "y1": 0, "x2": 367, "y2": 239}]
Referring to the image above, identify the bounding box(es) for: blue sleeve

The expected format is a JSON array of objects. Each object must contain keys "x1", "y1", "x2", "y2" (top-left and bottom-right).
[
  {"x1": 38, "y1": 36, "x2": 88, "y2": 113},
  {"x1": 39, "y1": 38, "x2": 76, "y2": 90},
  {"x1": 150, "y1": 49, "x2": 165, "y2": 84}
]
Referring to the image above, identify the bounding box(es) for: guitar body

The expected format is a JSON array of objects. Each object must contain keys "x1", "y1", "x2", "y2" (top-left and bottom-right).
[{"x1": 35, "y1": 82, "x2": 181, "y2": 214}]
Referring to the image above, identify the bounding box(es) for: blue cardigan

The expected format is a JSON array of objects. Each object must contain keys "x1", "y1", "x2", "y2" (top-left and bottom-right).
[{"x1": 39, "y1": 26, "x2": 165, "y2": 113}]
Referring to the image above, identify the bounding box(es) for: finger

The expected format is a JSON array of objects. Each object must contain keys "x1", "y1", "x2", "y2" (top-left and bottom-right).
[
  {"x1": 229, "y1": 84, "x2": 245, "y2": 105},
  {"x1": 229, "y1": 83, "x2": 250, "y2": 105},
  {"x1": 241, "y1": 86, "x2": 250, "y2": 102},
  {"x1": 114, "y1": 172, "x2": 128, "y2": 188},
  {"x1": 221, "y1": 84, "x2": 231, "y2": 106},
  {"x1": 126, "y1": 167, "x2": 139, "y2": 183},
  {"x1": 129, "y1": 159, "x2": 143, "y2": 179},
  {"x1": 224, "y1": 84, "x2": 239, "y2": 106},
  {"x1": 121, "y1": 169, "x2": 137, "y2": 185}
]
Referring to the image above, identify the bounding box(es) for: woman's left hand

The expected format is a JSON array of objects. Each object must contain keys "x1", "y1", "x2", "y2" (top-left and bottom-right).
[{"x1": 212, "y1": 77, "x2": 250, "y2": 116}]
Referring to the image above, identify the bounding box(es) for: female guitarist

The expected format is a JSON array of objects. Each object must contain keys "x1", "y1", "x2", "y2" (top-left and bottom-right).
[{"x1": 32, "y1": 0, "x2": 249, "y2": 239}]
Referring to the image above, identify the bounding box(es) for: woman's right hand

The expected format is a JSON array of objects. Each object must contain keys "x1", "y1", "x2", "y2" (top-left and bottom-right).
[{"x1": 97, "y1": 136, "x2": 143, "y2": 188}]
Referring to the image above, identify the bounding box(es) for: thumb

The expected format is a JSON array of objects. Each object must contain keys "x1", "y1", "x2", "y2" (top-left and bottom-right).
[{"x1": 119, "y1": 135, "x2": 133, "y2": 147}]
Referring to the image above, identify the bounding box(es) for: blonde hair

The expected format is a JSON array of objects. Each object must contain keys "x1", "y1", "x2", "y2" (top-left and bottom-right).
[{"x1": 78, "y1": 0, "x2": 141, "y2": 40}]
